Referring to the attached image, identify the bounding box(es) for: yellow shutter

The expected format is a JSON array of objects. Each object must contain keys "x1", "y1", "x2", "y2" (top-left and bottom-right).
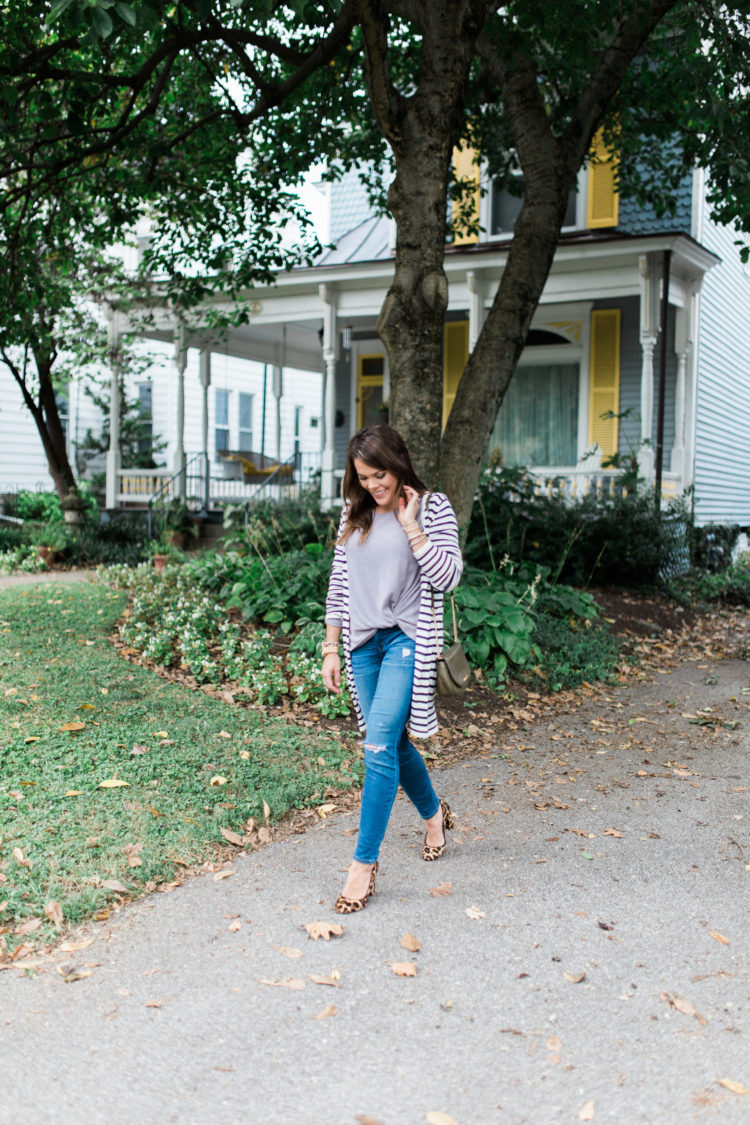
[
  {"x1": 586, "y1": 128, "x2": 619, "y2": 229},
  {"x1": 588, "y1": 309, "x2": 621, "y2": 458},
  {"x1": 443, "y1": 321, "x2": 469, "y2": 427},
  {"x1": 450, "y1": 144, "x2": 480, "y2": 246}
]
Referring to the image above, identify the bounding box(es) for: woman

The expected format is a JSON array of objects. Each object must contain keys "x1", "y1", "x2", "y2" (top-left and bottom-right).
[{"x1": 322, "y1": 424, "x2": 463, "y2": 913}]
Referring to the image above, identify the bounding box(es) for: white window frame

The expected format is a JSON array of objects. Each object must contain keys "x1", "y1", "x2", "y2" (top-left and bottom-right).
[{"x1": 478, "y1": 165, "x2": 588, "y2": 242}]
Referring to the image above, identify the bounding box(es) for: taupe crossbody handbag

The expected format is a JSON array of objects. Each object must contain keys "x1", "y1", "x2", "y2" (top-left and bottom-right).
[{"x1": 422, "y1": 493, "x2": 472, "y2": 696}]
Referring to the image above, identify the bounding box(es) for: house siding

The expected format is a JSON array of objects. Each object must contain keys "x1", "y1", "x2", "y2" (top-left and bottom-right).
[
  {"x1": 693, "y1": 215, "x2": 750, "y2": 525},
  {"x1": 616, "y1": 171, "x2": 693, "y2": 238}
]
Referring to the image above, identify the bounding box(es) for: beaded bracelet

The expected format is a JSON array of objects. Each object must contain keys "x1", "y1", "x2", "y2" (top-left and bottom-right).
[{"x1": 321, "y1": 642, "x2": 340, "y2": 656}]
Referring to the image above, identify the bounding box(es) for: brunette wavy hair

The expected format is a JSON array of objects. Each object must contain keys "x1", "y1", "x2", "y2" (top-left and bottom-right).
[{"x1": 339, "y1": 424, "x2": 427, "y2": 543}]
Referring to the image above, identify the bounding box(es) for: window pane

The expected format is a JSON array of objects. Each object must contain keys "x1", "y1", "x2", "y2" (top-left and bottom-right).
[
  {"x1": 215, "y1": 389, "x2": 229, "y2": 427},
  {"x1": 491, "y1": 179, "x2": 578, "y2": 234},
  {"x1": 239, "y1": 393, "x2": 253, "y2": 430},
  {"x1": 490, "y1": 363, "x2": 579, "y2": 467},
  {"x1": 360, "y1": 383, "x2": 388, "y2": 428}
]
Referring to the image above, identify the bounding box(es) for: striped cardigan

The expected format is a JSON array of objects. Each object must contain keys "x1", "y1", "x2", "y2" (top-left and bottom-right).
[{"x1": 325, "y1": 491, "x2": 463, "y2": 738}]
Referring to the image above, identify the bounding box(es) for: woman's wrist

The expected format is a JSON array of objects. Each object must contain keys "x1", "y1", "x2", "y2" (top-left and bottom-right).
[{"x1": 321, "y1": 641, "x2": 340, "y2": 657}]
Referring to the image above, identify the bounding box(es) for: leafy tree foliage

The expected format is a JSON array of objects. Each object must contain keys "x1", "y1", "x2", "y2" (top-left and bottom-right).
[{"x1": 1, "y1": 1, "x2": 748, "y2": 525}]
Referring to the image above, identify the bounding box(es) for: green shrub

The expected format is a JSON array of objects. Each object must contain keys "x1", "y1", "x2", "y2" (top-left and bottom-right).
[
  {"x1": 217, "y1": 544, "x2": 332, "y2": 632},
  {"x1": 664, "y1": 559, "x2": 750, "y2": 608},
  {"x1": 466, "y1": 463, "x2": 690, "y2": 589},
  {"x1": 222, "y1": 490, "x2": 339, "y2": 556},
  {"x1": 454, "y1": 562, "x2": 620, "y2": 690},
  {"x1": 531, "y1": 613, "x2": 622, "y2": 691},
  {"x1": 689, "y1": 523, "x2": 741, "y2": 572}
]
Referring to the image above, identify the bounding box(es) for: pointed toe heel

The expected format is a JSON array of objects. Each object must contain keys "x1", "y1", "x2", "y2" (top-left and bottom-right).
[
  {"x1": 422, "y1": 799, "x2": 453, "y2": 861},
  {"x1": 334, "y1": 861, "x2": 378, "y2": 914}
]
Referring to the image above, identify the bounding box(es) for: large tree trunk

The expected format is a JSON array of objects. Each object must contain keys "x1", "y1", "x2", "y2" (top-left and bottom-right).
[
  {"x1": 356, "y1": 0, "x2": 490, "y2": 486},
  {"x1": 6, "y1": 349, "x2": 78, "y2": 502}
]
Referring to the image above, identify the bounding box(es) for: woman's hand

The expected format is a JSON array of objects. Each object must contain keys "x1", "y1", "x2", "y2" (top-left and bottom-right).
[
  {"x1": 397, "y1": 484, "x2": 420, "y2": 526},
  {"x1": 322, "y1": 652, "x2": 342, "y2": 694}
]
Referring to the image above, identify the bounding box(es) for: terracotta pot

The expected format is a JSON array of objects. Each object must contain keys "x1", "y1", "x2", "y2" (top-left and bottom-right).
[
  {"x1": 37, "y1": 546, "x2": 58, "y2": 565},
  {"x1": 153, "y1": 553, "x2": 168, "y2": 571}
]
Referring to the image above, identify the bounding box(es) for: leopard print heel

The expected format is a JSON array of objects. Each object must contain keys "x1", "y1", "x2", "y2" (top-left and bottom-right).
[
  {"x1": 334, "y1": 861, "x2": 378, "y2": 914},
  {"x1": 422, "y1": 799, "x2": 453, "y2": 861}
]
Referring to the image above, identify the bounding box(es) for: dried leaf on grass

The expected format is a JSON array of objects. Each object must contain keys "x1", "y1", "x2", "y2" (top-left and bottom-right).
[
  {"x1": 98, "y1": 778, "x2": 129, "y2": 789},
  {"x1": 212, "y1": 869, "x2": 235, "y2": 882},
  {"x1": 304, "y1": 921, "x2": 344, "y2": 942},
  {"x1": 101, "y1": 879, "x2": 128, "y2": 893},
  {"x1": 220, "y1": 828, "x2": 245, "y2": 847},
  {"x1": 44, "y1": 901, "x2": 63, "y2": 929}
]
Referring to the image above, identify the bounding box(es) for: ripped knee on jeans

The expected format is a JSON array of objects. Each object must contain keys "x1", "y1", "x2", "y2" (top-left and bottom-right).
[{"x1": 364, "y1": 742, "x2": 387, "y2": 754}]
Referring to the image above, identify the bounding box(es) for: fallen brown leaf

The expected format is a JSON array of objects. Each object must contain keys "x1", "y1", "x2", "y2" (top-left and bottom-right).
[
  {"x1": 308, "y1": 974, "x2": 340, "y2": 988},
  {"x1": 312, "y1": 1004, "x2": 337, "y2": 1019},
  {"x1": 400, "y1": 932, "x2": 421, "y2": 952},
  {"x1": 212, "y1": 869, "x2": 235, "y2": 882},
  {"x1": 303, "y1": 921, "x2": 344, "y2": 942},
  {"x1": 273, "y1": 946, "x2": 303, "y2": 959},
  {"x1": 425, "y1": 1113, "x2": 460, "y2": 1125},
  {"x1": 465, "y1": 906, "x2": 486, "y2": 920},
  {"x1": 44, "y1": 901, "x2": 63, "y2": 929},
  {"x1": 578, "y1": 1100, "x2": 595, "y2": 1121},
  {"x1": 388, "y1": 961, "x2": 418, "y2": 977},
  {"x1": 661, "y1": 992, "x2": 707, "y2": 1026},
  {"x1": 101, "y1": 879, "x2": 128, "y2": 893},
  {"x1": 220, "y1": 827, "x2": 244, "y2": 847},
  {"x1": 14, "y1": 918, "x2": 41, "y2": 935},
  {"x1": 429, "y1": 882, "x2": 453, "y2": 897},
  {"x1": 709, "y1": 931, "x2": 730, "y2": 946},
  {"x1": 59, "y1": 721, "x2": 85, "y2": 732},
  {"x1": 59, "y1": 938, "x2": 95, "y2": 953},
  {"x1": 258, "y1": 977, "x2": 306, "y2": 990},
  {"x1": 228, "y1": 920, "x2": 241, "y2": 932},
  {"x1": 716, "y1": 1079, "x2": 749, "y2": 1096},
  {"x1": 58, "y1": 964, "x2": 93, "y2": 983},
  {"x1": 604, "y1": 828, "x2": 624, "y2": 838},
  {"x1": 98, "y1": 778, "x2": 129, "y2": 789}
]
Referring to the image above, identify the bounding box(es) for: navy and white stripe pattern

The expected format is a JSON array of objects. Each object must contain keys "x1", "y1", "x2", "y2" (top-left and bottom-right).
[{"x1": 325, "y1": 491, "x2": 463, "y2": 738}]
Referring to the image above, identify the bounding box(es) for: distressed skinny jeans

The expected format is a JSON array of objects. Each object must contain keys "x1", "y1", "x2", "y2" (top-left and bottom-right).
[{"x1": 350, "y1": 626, "x2": 440, "y2": 864}]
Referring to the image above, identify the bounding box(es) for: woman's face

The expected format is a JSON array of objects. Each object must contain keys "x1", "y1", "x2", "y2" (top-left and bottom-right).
[{"x1": 353, "y1": 458, "x2": 400, "y2": 511}]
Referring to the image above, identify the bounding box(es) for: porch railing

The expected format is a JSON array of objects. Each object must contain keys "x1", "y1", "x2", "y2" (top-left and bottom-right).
[
  {"x1": 116, "y1": 450, "x2": 322, "y2": 511},
  {"x1": 528, "y1": 468, "x2": 681, "y2": 501}
]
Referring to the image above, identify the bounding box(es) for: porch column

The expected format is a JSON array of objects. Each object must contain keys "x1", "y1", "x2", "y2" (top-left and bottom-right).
[
  {"x1": 105, "y1": 308, "x2": 122, "y2": 510},
  {"x1": 466, "y1": 270, "x2": 485, "y2": 352},
  {"x1": 173, "y1": 322, "x2": 187, "y2": 498},
  {"x1": 638, "y1": 254, "x2": 658, "y2": 479},
  {"x1": 199, "y1": 348, "x2": 211, "y2": 511},
  {"x1": 319, "y1": 284, "x2": 338, "y2": 508},
  {"x1": 671, "y1": 289, "x2": 696, "y2": 488},
  {"x1": 273, "y1": 363, "x2": 283, "y2": 461}
]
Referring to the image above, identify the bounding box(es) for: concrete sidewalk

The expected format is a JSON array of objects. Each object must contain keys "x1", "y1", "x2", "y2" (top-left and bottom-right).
[
  {"x1": 1, "y1": 652, "x2": 748, "y2": 1125},
  {"x1": 0, "y1": 567, "x2": 94, "y2": 589}
]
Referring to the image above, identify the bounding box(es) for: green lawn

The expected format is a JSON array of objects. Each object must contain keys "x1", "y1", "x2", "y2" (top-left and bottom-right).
[{"x1": 0, "y1": 580, "x2": 362, "y2": 952}]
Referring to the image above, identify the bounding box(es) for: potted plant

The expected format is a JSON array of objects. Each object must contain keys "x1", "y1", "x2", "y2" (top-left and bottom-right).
[
  {"x1": 61, "y1": 487, "x2": 86, "y2": 526},
  {"x1": 147, "y1": 532, "x2": 184, "y2": 571},
  {"x1": 161, "y1": 499, "x2": 199, "y2": 549},
  {"x1": 31, "y1": 523, "x2": 69, "y2": 566}
]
